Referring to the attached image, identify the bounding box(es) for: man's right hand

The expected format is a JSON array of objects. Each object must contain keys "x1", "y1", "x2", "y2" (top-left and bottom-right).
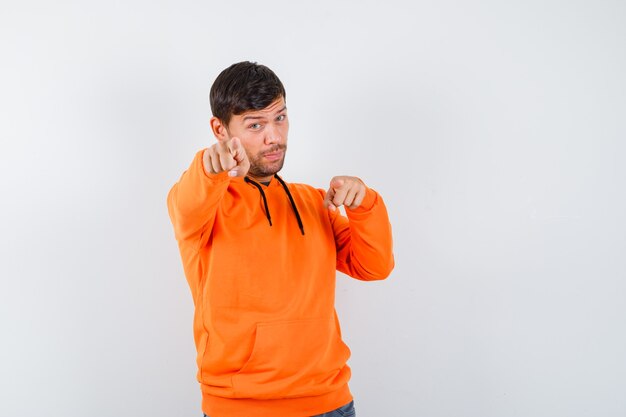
[{"x1": 203, "y1": 137, "x2": 250, "y2": 177}]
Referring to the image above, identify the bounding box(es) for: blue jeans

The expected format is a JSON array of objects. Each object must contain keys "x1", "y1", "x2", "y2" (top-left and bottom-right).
[{"x1": 203, "y1": 399, "x2": 356, "y2": 417}]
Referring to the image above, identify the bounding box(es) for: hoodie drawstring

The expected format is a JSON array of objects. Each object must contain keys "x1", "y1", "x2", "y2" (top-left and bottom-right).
[
  {"x1": 244, "y1": 177, "x2": 272, "y2": 226},
  {"x1": 244, "y1": 175, "x2": 305, "y2": 235}
]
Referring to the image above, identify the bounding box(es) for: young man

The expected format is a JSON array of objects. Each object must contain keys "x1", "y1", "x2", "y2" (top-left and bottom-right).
[{"x1": 166, "y1": 61, "x2": 394, "y2": 417}]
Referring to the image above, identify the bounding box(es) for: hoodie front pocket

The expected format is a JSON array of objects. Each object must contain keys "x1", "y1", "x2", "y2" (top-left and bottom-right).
[{"x1": 231, "y1": 317, "x2": 351, "y2": 398}]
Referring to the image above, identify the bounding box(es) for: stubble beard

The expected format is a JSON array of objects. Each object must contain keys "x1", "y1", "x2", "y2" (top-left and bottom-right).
[{"x1": 248, "y1": 144, "x2": 287, "y2": 178}]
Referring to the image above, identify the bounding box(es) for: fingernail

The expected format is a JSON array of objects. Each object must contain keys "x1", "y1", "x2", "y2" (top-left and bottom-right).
[{"x1": 228, "y1": 170, "x2": 237, "y2": 177}]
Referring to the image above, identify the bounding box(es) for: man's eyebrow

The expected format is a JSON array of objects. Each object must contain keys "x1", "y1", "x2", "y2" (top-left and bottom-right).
[{"x1": 242, "y1": 106, "x2": 287, "y2": 121}]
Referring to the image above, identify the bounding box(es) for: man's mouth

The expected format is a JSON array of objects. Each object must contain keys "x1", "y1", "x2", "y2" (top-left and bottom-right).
[
  {"x1": 263, "y1": 147, "x2": 285, "y2": 161},
  {"x1": 263, "y1": 150, "x2": 283, "y2": 161}
]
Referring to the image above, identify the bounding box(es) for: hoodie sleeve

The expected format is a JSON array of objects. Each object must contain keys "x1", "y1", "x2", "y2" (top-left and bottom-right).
[
  {"x1": 326, "y1": 186, "x2": 395, "y2": 281},
  {"x1": 166, "y1": 148, "x2": 231, "y2": 250}
]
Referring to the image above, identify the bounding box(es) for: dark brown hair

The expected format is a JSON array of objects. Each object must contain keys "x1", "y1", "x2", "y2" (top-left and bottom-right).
[{"x1": 209, "y1": 61, "x2": 286, "y2": 126}]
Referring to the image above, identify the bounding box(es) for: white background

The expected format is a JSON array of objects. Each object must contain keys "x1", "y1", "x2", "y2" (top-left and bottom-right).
[{"x1": 1, "y1": 1, "x2": 625, "y2": 416}]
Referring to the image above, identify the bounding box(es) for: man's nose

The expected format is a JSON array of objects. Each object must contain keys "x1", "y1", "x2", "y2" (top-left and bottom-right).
[{"x1": 264, "y1": 124, "x2": 282, "y2": 145}]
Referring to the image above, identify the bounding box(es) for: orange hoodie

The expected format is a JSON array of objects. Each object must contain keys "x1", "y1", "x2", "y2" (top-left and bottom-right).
[{"x1": 166, "y1": 148, "x2": 394, "y2": 417}]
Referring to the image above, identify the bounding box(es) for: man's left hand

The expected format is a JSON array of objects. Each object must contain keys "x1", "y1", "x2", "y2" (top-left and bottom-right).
[{"x1": 323, "y1": 176, "x2": 367, "y2": 211}]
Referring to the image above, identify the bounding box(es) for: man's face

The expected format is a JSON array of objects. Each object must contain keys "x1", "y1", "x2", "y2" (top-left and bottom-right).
[{"x1": 225, "y1": 96, "x2": 289, "y2": 180}]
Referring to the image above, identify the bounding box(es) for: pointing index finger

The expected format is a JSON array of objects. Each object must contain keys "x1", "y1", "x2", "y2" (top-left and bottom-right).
[
  {"x1": 228, "y1": 137, "x2": 246, "y2": 162},
  {"x1": 227, "y1": 137, "x2": 240, "y2": 153}
]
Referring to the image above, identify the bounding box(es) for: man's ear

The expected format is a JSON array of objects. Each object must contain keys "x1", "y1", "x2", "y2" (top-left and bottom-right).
[{"x1": 210, "y1": 116, "x2": 229, "y2": 142}]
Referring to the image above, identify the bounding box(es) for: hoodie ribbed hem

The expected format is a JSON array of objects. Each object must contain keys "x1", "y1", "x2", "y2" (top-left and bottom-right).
[{"x1": 201, "y1": 384, "x2": 353, "y2": 417}]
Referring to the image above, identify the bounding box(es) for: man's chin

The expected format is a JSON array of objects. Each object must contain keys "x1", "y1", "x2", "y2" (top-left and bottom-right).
[{"x1": 249, "y1": 158, "x2": 286, "y2": 178}]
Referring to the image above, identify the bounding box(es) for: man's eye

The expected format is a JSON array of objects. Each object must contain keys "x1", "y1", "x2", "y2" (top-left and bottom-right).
[
  {"x1": 249, "y1": 123, "x2": 261, "y2": 129},
  {"x1": 276, "y1": 115, "x2": 285, "y2": 121}
]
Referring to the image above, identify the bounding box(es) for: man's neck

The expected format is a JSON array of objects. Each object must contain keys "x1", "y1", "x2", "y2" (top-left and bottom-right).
[{"x1": 247, "y1": 174, "x2": 274, "y2": 184}]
